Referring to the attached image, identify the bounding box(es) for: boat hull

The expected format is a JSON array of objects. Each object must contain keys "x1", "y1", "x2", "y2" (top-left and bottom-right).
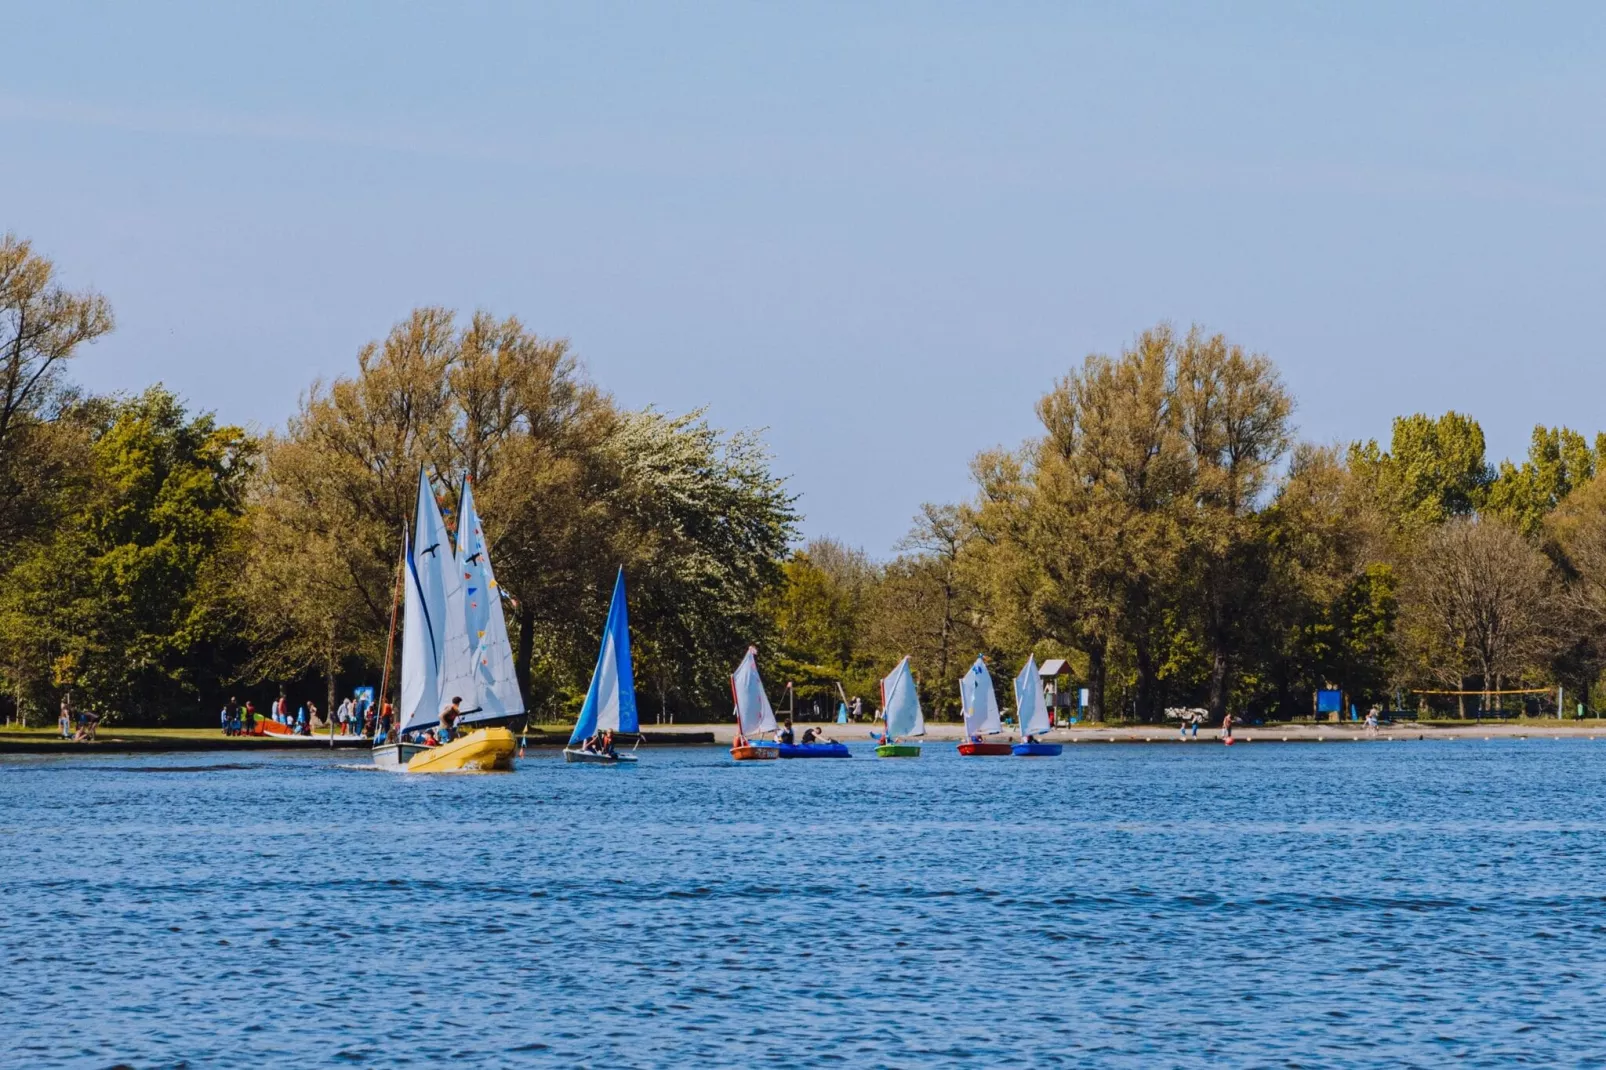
[
  {"x1": 405, "y1": 728, "x2": 517, "y2": 773},
  {"x1": 957, "y1": 741, "x2": 1014, "y2": 756},
  {"x1": 1012, "y1": 742, "x2": 1064, "y2": 757},
  {"x1": 777, "y1": 742, "x2": 850, "y2": 758},
  {"x1": 875, "y1": 743, "x2": 921, "y2": 758},
  {"x1": 731, "y1": 744, "x2": 779, "y2": 761},
  {"x1": 372, "y1": 741, "x2": 426, "y2": 769},
  {"x1": 563, "y1": 747, "x2": 638, "y2": 764}
]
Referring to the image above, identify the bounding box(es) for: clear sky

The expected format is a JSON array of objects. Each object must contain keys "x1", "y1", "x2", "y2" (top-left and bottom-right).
[{"x1": 5, "y1": 2, "x2": 1604, "y2": 554}]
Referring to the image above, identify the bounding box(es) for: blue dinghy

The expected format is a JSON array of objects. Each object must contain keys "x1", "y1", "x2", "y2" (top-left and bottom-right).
[
  {"x1": 1012, "y1": 742, "x2": 1063, "y2": 757},
  {"x1": 777, "y1": 741, "x2": 850, "y2": 759}
]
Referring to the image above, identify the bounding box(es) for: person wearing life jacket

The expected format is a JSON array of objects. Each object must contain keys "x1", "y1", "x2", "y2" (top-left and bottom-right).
[{"x1": 439, "y1": 697, "x2": 463, "y2": 743}]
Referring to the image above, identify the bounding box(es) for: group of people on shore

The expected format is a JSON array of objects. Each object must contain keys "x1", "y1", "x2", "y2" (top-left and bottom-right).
[
  {"x1": 219, "y1": 692, "x2": 395, "y2": 740},
  {"x1": 57, "y1": 696, "x2": 100, "y2": 741}
]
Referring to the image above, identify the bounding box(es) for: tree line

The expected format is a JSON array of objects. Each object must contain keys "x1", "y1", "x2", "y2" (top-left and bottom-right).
[
  {"x1": 768, "y1": 327, "x2": 1606, "y2": 724},
  {"x1": 4, "y1": 233, "x2": 1605, "y2": 726}
]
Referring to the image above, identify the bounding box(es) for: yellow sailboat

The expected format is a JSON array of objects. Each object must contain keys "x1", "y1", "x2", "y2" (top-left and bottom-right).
[{"x1": 375, "y1": 470, "x2": 525, "y2": 774}]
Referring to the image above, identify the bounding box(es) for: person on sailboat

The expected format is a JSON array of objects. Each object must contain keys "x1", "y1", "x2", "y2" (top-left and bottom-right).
[
  {"x1": 801, "y1": 727, "x2": 818, "y2": 744},
  {"x1": 439, "y1": 696, "x2": 463, "y2": 742},
  {"x1": 779, "y1": 720, "x2": 796, "y2": 744}
]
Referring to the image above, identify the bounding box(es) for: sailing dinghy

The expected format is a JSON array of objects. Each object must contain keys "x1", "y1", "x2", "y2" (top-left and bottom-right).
[
  {"x1": 875, "y1": 656, "x2": 924, "y2": 757},
  {"x1": 957, "y1": 656, "x2": 1012, "y2": 755},
  {"x1": 374, "y1": 469, "x2": 518, "y2": 773},
  {"x1": 564, "y1": 568, "x2": 640, "y2": 765},
  {"x1": 1011, "y1": 656, "x2": 1063, "y2": 756},
  {"x1": 730, "y1": 647, "x2": 779, "y2": 761}
]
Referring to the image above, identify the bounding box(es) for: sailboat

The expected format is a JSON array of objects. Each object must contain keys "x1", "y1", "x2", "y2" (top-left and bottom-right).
[
  {"x1": 1011, "y1": 656, "x2": 1063, "y2": 756},
  {"x1": 730, "y1": 646, "x2": 779, "y2": 761},
  {"x1": 564, "y1": 568, "x2": 640, "y2": 764},
  {"x1": 957, "y1": 655, "x2": 1012, "y2": 755},
  {"x1": 374, "y1": 469, "x2": 517, "y2": 773},
  {"x1": 875, "y1": 655, "x2": 924, "y2": 757}
]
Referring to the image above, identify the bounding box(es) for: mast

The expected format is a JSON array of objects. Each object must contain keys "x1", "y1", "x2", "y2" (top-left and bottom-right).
[{"x1": 376, "y1": 525, "x2": 406, "y2": 743}]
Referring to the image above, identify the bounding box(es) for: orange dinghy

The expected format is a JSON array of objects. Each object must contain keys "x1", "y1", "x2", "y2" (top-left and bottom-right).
[{"x1": 729, "y1": 646, "x2": 780, "y2": 763}]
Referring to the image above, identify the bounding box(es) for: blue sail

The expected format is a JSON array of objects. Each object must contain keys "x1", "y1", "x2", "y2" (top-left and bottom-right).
[{"x1": 569, "y1": 568, "x2": 639, "y2": 744}]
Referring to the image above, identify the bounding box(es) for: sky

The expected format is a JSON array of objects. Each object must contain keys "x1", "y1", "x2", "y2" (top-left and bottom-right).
[{"x1": 4, "y1": 2, "x2": 1604, "y2": 554}]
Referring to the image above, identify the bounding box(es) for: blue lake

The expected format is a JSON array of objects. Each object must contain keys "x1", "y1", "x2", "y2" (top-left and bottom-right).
[{"x1": 4, "y1": 738, "x2": 1606, "y2": 1067}]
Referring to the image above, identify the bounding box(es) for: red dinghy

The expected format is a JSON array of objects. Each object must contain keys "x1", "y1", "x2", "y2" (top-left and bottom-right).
[{"x1": 957, "y1": 741, "x2": 1013, "y2": 756}]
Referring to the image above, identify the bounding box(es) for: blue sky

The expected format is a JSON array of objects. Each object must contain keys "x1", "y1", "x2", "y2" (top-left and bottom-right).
[{"x1": 4, "y1": 2, "x2": 1604, "y2": 553}]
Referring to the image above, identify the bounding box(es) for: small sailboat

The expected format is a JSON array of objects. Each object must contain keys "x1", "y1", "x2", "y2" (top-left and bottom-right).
[
  {"x1": 564, "y1": 568, "x2": 640, "y2": 765},
  {"x1": 875, "y1": 656, "x2": 924, "y2": 757},
  {"x1": 730, "y1": 647, "x2": 779, "y2": 761},
  {"x1": 374, "y1": 469, "x2": 517, "y2": 773},
  {"x1": 957, "y1": 656, "x2": 1012, "y2": 755},
  {"x1": 1011, "y1": 656, "x2": 1063, "y2": 756}
]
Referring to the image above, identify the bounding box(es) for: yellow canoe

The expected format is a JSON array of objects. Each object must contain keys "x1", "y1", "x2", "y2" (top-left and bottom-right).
[{"x1": 405, "y1": 727, "x2": 517, "y2": 773}]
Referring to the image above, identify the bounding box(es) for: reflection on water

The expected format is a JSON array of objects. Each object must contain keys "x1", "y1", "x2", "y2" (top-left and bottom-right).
[{"x1": 5, "y1": 740, "x2": 1606, "y2": 1067}]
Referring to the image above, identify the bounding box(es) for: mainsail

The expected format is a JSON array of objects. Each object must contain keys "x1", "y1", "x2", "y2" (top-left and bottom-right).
[
  {"x1": 397, "y1": 530, "x2": 438, "y2": 733},
  {"x1": 402, "y1": 470, "x2": 453, "y2": 733},
  {"x1": 880, "y1": 656, "x2": 925, "y2": 740},
  {"x1": 959, "y1": 656, "x2": 1001, "y2": 737},
  {"x1": 454, "y1": 480, "x2": 525, "y2": 724},
  {"x1": 569, "y1": 568, "x2": 639, "y2": 744},
  {"x1": 731, "y1": 646, "x2": 778, "y2": 738},
  {"x1": 1014, "y1": 655, "x2": 1051, "y2": 737}
]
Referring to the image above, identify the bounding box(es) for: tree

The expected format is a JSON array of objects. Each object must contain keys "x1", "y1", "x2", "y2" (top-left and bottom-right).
[
  {"x1": 0, "y1": 234, "x2": 114, "y2": 545},
  {"x1": 0, "y1": 388, "x2": 252, "y2": 724},
  {"x1": 243, "y1": 309, "x2": 797, "y2": 720},
  {"x1": 1173, "y1": 328, "x2": 1292, "y2": 720},
  {"x1": 1349, "y1": 412, "x2": 1493, "y2": 530},
  {"x1": 1485, "y1": 425, "x2": 1605, "y2": 536},
  {"x1": 1397, "y1": 518, "x2": 1556, "y2": 714}
]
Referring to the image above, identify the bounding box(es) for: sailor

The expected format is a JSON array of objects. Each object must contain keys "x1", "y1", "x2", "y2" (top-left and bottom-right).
[
  {"x1": 778, "y1": 720, "x2": 796, "y2": 745},
  {"x1": 439, "y1": 696, "x2": 463, "y2": 742},
  {"x1": 801, "y1": 727, "x2": 818, "y2": 744}
]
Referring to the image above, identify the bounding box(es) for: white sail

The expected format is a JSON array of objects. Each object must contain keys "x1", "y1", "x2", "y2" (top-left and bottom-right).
[
  {"x1": 402, "y1": 470, "x2": 453, "y2": 733},
  {"x1": 398, "y1": 531, "x2": 438, "y2": 733},
  {"x1": 1014, "y1": 656, "x2": 1052, "y2": 737},
  {"x1": 959, "y1": 656, "x2": 1001, "y2": 737},
  {"x1": 881, "y1": 656, "x2": 925, "y2": 739},
  {"x1": 433, "y1": 478, "x2": 477, "y2": 719},
  {"x1": 454, "y1": 481, "x2": 525, "y2": 723},
  {"x1": 731, "y1": 646, "x2": 777, "y2": 737}
]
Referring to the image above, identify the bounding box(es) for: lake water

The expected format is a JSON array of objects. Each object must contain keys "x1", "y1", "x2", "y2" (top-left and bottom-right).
[{"x1": 4, "y1": 737, "x2": 1606, "y2": 1067}]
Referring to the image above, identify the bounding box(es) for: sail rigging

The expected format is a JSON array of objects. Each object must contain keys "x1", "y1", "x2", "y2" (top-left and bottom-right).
[
  {"x1": 959, "y1": 656, "x2": 1001, "y2": 737},
  {"x1": 731, "y1": 646, "x2": 778, "y2": 738},
  {"x1": 880, "y1": 656, "x2": 925, "y2": 740},
  {"x1": 569, "y1": 568, "x2": 639, "y2": 744},
  {"x1": 454, "y1": 480, "x2": 525, "y2": 724},
  {"x1": 1014, "y1": 656, "x2": 1052, "y2": 737}
]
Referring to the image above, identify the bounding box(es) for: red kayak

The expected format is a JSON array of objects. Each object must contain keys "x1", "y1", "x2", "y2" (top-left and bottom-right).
[{"x1": 957, "y1": 741, "x2": 1014, "y2": 756}]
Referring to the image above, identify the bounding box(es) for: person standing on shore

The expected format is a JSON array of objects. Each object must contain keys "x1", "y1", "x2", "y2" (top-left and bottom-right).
[
  {"x1": 1221, "y1": 711, "x2": 1234, "y2": 742},
  {"x1": 60, "y1": 696, "x2": 74, "y2": 739}
]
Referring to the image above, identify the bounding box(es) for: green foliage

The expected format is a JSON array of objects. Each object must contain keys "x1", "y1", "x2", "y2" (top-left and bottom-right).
[
  {"x1": 1485, "y1": 426, "x2": 1605, "y2": 536},
  {"x1": 0, "y1": 388, "x2": 253, "y2": 723},
  {"x1": 1349, "y1": 411, "x2": 1493, "y2": 528}
]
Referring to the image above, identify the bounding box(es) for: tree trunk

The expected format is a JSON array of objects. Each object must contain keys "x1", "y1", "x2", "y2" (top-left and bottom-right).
[
  {"x1": 1134, "y1": 642, "x2": 1159, "y2": 723},
  {"x1": 1085, "y1": 640, "x2": 1107, "y2": 723},
  {"x1": 325, "y1": 643, "x2": 337, "y2": 727},
  {"x1": 515, "y1": 602, "x2": 535, "y2": 709},
  {"x1": 1207, "y1": 647, "x2": 1230, "y2": 723}
]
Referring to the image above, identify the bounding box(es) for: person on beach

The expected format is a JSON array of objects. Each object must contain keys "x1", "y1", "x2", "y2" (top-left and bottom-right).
[
  {"x1": 61, "y1": 697, "x2": 74, "y2": 739},
  {"x1": 1220, "y1": 711, "x2": 1233, "y2": 742}
]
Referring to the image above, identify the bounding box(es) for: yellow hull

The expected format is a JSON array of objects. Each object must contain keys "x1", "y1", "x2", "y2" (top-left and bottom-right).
[{"x1": 405, "y1": 727, "x2": 517, "y2": 773}]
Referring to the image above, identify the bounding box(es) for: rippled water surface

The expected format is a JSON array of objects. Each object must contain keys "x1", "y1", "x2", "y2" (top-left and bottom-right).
[{"x1": 6, "y1": 738, "x2": 1606, "y2": 1067}]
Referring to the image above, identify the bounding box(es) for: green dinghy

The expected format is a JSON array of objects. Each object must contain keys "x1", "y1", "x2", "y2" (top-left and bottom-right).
[{"x1": 875, "y1": 656, "x2": 925, "y2": 759}]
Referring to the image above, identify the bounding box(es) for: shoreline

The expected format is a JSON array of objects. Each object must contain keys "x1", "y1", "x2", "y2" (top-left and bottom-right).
[{"x1": 4, "y1": 720, "x2": 1605, "y2": 754}]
